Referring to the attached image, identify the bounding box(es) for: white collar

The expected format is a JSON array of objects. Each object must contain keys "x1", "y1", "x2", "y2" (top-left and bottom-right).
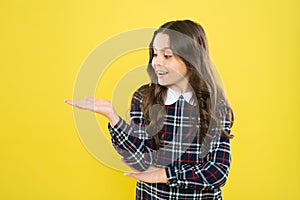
[{"x1": 165, "y1": 87, "x2": 195, "y2": 105}]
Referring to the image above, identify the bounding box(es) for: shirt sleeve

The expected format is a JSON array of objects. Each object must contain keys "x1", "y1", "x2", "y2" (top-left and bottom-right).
[
  {"x1": 165, "y1": 103, "x2": 232, "y2": 190},
  {"x1": 108, "y1": 86, "x2": 157, "y2": 171}
]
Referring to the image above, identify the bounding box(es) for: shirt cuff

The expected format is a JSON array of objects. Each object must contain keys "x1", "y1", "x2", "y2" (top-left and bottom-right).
[
  {"x1": 108, "y1": 115, "x2": 121, "y2": 128},
  {"x1": 108, "y1": 117, "x2": 131, "y2": 143},
  {"x1": 165, "y1": 166, "x2": 181, "y2": 188}
]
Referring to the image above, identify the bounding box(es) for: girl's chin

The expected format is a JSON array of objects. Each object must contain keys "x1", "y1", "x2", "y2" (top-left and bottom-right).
[{"x1": 157, "y1": 80, "x2": 169, "y2": 86}]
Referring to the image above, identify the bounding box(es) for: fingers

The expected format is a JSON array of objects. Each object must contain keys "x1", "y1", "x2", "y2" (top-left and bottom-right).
[
  {"x1": 124, "y1": 167, "x2": 167, "y2": 183},
  {"x1": 64, "y1": 99, "x2": 85, "y2": 105},
  {"x1": 64, "y1": 97, "x2": 112, "y2": 114},
  {"x1": 64, "y1": 99, "x2": 93, "y2": 111},
  {"x1": 64, "y1": 99, "x2": 79, "y2": 107},
  {"x1": 124, "y1": 170, "x2": 157, "y2": 183},
  {"x1": 124, "y1": 167, "x2": 157, "y2": 178},
  {"x1": 64, "y1": 99, "x2": 73, "y2": 105},
  {"x1": 124, "y1": 172, "x2": 140, "y2": 179},
  {"x1": 68, "y1": 100, "x2": 86, "y2": 109},
  {"x1": 124, "y1": 171, "x2": 146, "y2": 180},
  {"x1": 64, "y1": 97, "x2": 94, "y2": 108}
]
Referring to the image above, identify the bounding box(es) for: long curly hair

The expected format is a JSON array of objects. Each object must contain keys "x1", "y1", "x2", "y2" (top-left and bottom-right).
[{"x1": 141, "y1": 20, "x2": 234, "y2": 150}]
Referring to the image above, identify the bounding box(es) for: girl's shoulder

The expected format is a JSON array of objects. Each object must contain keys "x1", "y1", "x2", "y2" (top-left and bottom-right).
[{"x1": 132, "y1": 83, "x2": 154, "y2": 102}]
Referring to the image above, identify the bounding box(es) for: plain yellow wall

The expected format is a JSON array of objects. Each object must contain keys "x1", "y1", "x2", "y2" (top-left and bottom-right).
[{"x1": 0, "y1": 0, "x2": 299, "y2": 199}]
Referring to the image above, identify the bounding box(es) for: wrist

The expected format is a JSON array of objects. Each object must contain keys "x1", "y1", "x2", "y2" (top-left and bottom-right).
[{"x1": 108, "y1": 111, "x2": 119, "y2": 127}]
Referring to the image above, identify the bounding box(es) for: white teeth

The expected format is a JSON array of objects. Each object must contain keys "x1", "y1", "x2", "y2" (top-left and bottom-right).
[{"x1": 156, "y1": 71, "x2": 168, "y2": 75}]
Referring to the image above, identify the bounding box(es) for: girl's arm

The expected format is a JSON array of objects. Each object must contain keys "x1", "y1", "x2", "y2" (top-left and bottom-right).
[
  {"x1": 108, "y1": 86, "x2": 158, "y2": 171},
  {"x1": 65, "y1": 85, "x2": 157, "y2": 172},
  {"x1": 165, "y1": 136, "x2": 231, "y2": 190},
  {"x1": 164, "y1": 105, "x2": 232, "y2": 190},
  {"x1": 124, "y1": 102, "x2": 232, "y2": 187}
]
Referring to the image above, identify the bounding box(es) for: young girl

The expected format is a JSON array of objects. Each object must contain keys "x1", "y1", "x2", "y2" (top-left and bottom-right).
[{"x1": 65, "y1": 20, "x2": 234, "y2": 200}]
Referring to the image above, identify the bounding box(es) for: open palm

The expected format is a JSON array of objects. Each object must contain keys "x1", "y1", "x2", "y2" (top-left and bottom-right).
[{"x1": 64, "y1": 96, "x2": 119, "y2": 125}]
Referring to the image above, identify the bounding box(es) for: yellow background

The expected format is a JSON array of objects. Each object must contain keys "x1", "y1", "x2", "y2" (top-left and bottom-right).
[{"x1": 1, "y1": 0, "x2": 299, "y2": 199}]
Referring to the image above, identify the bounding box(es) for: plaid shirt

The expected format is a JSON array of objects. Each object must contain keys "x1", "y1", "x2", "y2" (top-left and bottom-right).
[{"x1": 108, "y1": 85, "x2": 232, "y2": 200}]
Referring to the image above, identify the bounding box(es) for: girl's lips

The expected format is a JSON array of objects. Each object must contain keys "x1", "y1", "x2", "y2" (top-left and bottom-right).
[{"x1": 156, "y1": 71, "x2": 168, "y2": 78}]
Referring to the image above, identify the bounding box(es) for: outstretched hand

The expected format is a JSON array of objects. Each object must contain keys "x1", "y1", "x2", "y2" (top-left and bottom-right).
[
  {"x1": 65, "y1": 97, "x2": 167, "y2": 183},
  {"x1": 64, "y1": 96, "x2": 119, "y2": 126}
]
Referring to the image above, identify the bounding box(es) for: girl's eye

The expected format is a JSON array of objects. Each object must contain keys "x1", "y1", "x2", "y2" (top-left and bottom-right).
[
  {"x1": 164, "y1": 55, "x2": 172, "y2": 59},
  {"x1": 153, "y1": 53, "x2": 157, "y2": 57}
]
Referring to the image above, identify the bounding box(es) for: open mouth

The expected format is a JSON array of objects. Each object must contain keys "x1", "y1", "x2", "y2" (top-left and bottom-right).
[{"x1": 156, "y1": 71, "x2": 168, "y2": 76}]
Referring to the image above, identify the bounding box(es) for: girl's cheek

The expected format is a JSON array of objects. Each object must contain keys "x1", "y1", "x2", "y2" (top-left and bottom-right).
[
  {"x1": 164, "y1": 63, "x2": 171, "y2": 69},
  {"x1": 151, "y1": 60, "x2": 155, "y2": 68}
]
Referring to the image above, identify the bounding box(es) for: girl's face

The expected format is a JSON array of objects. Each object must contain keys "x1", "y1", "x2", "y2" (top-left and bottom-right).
[{"x1": 152, "y1": 33, "x2": 189, "y2": 93}]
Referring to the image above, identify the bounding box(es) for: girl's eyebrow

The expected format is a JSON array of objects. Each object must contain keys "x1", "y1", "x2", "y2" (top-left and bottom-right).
[{"x1": 153, "y1": 47, "x2": 172, "y2": 51}]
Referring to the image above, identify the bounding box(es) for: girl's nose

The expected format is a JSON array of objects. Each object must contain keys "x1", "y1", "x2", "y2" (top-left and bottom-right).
[{"x1": 152, "y1": 55, "x2": 163, "y2": 68}]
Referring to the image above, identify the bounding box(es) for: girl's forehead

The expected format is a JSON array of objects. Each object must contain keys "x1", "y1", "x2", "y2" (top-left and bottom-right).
[{"x1": 153, "y1": 33, "x2": 170, "y2": 50}]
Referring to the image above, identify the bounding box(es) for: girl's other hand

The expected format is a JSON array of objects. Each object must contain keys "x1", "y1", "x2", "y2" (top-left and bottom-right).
[
  {"x1": 124, "y1": 167, "x2": 168, "y2": 184},
  {"x1": 64, "y1": 96, "x2": 119, "y2": 126},
  {"x1": 121, "y1": 158, "x2": 167, "y2": 183}
]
